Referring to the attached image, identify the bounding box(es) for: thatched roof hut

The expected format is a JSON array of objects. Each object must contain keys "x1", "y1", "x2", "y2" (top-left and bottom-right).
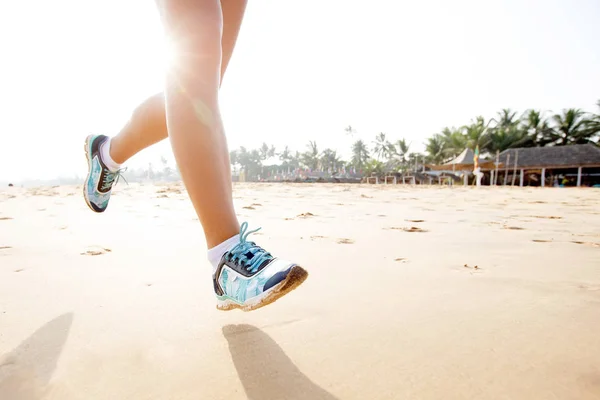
[
  {"x1": 497, "y1": 144, "x2": 600, "y2": 187},
  {"x1": 498, "y1": 144, "x2": 600, "y2": 169}
]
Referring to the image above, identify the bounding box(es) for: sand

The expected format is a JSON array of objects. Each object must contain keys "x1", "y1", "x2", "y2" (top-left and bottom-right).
[{"x1": 1, "y1": 182, "x2": 599, "y2": 400}]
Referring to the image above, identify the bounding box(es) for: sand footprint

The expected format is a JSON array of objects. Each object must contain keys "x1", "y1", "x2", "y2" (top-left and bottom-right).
[
  {"x1": 578, "y1": 284, "x2": 600, "y2": 292},
  {"x1": 337, "y1": 238, "x2": 354, "y2": 244},
  {"x1": 388, "y1": 226, "x2": 428, "y2": 233},
  {"x1": 80, "y1": 246, "x2": 112, "y2": 256},
  {"x1": 297, "y1": 212, "x2": 315, "y2": 218},
  {"x1": 462, "y1": 264, "x2": 482, "y2": 274},
  {"x1": 157, "y1": 187, "x2": 182, "y2": 195},
  {"x1": 571, "y1": 241, "x2": 600, "y2": 248},
  {"x1": 0, "y1": 217, "x2": 13, "y2": 221}
]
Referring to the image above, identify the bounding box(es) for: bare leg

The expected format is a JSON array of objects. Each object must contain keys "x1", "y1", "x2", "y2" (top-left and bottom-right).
[
  {"x1": 109, "y1": 93, "x2": 167, "y2": 164},
  {"x1": 83, "y1": 0, "x2": 307, "y2": 310},
  {"x1": 109, "y1": 0, "x2": 247, "y2": 165},
  {"x1": 154, "y1": 0, "x2": 238, "y2": 247}
]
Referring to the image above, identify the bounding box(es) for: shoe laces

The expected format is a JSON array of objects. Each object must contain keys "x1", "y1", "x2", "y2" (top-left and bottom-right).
[
  {"x1": 101, "y1": 167, "x2": 128, "y2": 192},
  {"x1": 227, "y1": 222, "x2": 273, "y2": 273}
]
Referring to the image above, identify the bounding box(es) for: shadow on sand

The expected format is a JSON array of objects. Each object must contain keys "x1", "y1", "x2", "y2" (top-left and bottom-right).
[
  {"x1": 223, "y1": 324, "x2": 339, "y2": 400},
  {"x1": 0, "y1": 313, "x2": 73, "y2": 399}
]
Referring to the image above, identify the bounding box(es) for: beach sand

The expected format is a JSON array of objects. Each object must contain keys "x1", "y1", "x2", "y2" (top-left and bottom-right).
[{"x1": 1, "y1": 183, "x2": 599, "y2": 399}]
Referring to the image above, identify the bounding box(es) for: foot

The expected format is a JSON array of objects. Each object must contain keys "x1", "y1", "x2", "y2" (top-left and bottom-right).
[
  {"x1": 214, "y1": 222, "x2": 309, "y2": 312},
  {"x1": 83, "y1": 134, "x2": 123, "y2": 213}
]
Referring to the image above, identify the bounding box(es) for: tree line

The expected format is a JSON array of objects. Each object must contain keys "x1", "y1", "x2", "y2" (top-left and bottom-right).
[
  {"x1": 228, "y1": 101, "x2": 599, "y2": 180},
  {"x1": 425, "y1": 102, "x2": 600, "y2": 164}
]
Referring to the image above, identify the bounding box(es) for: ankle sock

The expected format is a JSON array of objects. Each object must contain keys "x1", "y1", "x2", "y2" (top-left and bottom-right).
[
  {"x1": 207, "y1": 234, "x2": 240, "y2": 273},
  {"x1": 100, "y1": 138, "x2": 122, "y2": 173}
]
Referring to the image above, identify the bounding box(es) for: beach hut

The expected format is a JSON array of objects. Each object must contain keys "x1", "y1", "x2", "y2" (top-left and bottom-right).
[
  {"x1": 425, "y1": 148, "x2": 497, "y2": 185},
  {"x1": 497, "y1": 144, "x2": 600, "y2": 187}
]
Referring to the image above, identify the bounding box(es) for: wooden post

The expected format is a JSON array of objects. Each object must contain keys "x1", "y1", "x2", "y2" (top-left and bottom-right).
[
  {"x1": 520, "y1": 169, "x2": 524, "y2": 187},
  {"x1": 495, "y1": 150, "x2": 499, "y2": 185},
  {"x1": 541, "y1": 168, "x2": 546, "y2": 187},
  {"x1": 577, "y1": 167, "x2": 582, "y2": 187},
  {"x1": 511, "y1": 151, "x2": 519, "y2": 186},
  {"x1": 503, "y1": 154, "x2": 510, "y2": 186},
  {"x1": 464, "y1": 173, "x2": 468, "y2": 186},
  {"x1": 490, "y1": 170, "x2": 494, "y2": 186}
]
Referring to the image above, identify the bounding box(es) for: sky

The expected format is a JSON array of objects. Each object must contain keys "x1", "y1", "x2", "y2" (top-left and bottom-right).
[{"x1": 0, "y1": 0, "x2": 599, "y2": 181}]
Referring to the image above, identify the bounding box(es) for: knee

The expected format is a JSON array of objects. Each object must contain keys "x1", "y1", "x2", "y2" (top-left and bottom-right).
[
  {"x1": 158, "y1": 0, "x2": 223, "y2": 55},
  {"x1": 130, "y1": 93, "x2": 166, "y2": 127}
]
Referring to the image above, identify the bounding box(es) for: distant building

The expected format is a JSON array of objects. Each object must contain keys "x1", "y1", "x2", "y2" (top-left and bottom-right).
[{"x1": 497, "y1": 144, "x2": 600, "y2": 187}]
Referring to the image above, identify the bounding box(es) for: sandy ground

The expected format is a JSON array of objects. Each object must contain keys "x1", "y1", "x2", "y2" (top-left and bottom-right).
[{"x1": 0, "y1": 182, "x2": 599, "y2": 400}]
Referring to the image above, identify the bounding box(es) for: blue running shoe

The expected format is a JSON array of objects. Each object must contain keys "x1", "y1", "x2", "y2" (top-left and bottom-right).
[
  {"x1": 214, "y1": 222, "x2": 308, "y2": 311},
  {"x1": 83, "y1": 134, "x2": 124, "y2": 213}
]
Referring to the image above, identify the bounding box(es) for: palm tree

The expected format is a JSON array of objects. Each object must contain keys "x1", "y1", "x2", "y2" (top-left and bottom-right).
[
  {"x1": 493, "y1": 108, "x2": 520, "y2": 130},
  {"x1": 229, "y1": 149, "x2": 239, "y2": 165},
  {"x1": 373, "y1": 132, "x2": 393, "y2": 161},
  {"x1": 259, "y1": 143, "x2": 269, "y2": 160},
  {"x1": 463, "y1": 116, "x2": 490, "y2": 149},
  {"x1": 440, "y1": 127, "x2": 467, "y2": 159},
  {"x1": 407, "y1": 152, "x2": 425, "y2": 172},
  {"x1": 301, "y1": 141, "x2": 320, "y2": 170},
  {"x1": 278, "y1": 146, "x2": 293, "y2": 165},
  {"x1": 320, "y1": 149, "x2": 342, "y2": 172},
  {"x1": 425, "y1": 134, "x2": 445, "y2": 164},
  {"x1": 549, "y1": 109, "x2": 592, "y2": 145},
  {"x1": 394, "y1": 138, "x2": 411, "y2": 160},
  {"x1": 258, "y1": 143, "x2": 276, "y2": 160},
  {"x1": 520, "y1": 109, "x2": 553, "y2": 146},
  {"x1": 364, "y1": 159, "x2": 385, "y2": 177},
  {"x1": 232, "y1": 146, "x2": 262, "y2": 180},
  {"x1": 344, "y1": 125, "x2": 356, "y2": 138},
  {"x1": 486, "y1": 125, "x2": 526, "y2": 153},
  {"x1": 484, "y1": 109, "x2": 524, "y2": 153},
  {"x1": 351, "y1": 140, "x2": 370, "y2": 169},
  {"x1": 159, "y1": 155, "x2": 172, "y2": 179},
  {"x1": 583, "y1": 100, "x2": 600, "y2": 143}
]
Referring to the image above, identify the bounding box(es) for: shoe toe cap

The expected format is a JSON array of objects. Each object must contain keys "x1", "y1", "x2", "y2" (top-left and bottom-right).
[{"x1": 263, "y1": 266, "x2": 293, "y2": 291}]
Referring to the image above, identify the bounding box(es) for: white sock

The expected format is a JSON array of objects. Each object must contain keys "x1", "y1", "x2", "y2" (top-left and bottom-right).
[
  {"x1": 100, "y1": 138, "x2": 121, "y2": 173},
  {"x1": 207, "y1": 234, "x2": 240, "y2": 273}
]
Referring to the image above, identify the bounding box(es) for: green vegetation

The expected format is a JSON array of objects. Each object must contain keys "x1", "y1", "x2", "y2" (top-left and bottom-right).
[{"x1": 231, "y1": 102, "x2": 600, "y2": 181}]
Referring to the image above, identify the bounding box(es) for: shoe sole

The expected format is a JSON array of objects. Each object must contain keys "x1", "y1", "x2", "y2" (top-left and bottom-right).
[
  {"x1": 82, "y1": 135, "x2": 100, "y2": 213},
  {"x1": 216, "y1": 265, "x2": 309, "y2": 312}
]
